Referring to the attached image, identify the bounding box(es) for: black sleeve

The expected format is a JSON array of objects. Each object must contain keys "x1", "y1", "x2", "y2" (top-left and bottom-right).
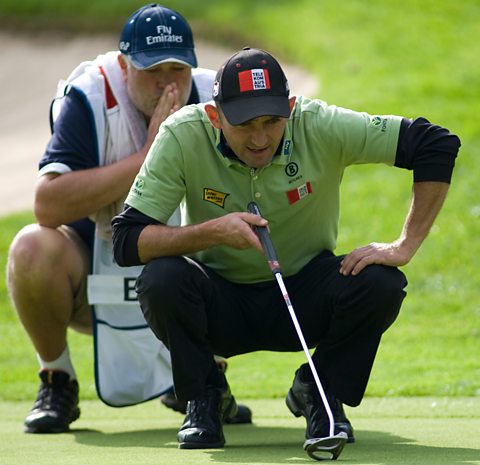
[
  {"x1": 112, "y1": 205, "x2": 161, "y2": 267},
  {"x1": 394, "y1": 117, "x2": 460, "y2": 183}
]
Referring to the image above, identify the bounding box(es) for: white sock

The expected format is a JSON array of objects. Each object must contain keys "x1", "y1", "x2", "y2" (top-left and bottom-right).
[{"x1": 37, "y1": 345, "x2": 77, "y2": 381}]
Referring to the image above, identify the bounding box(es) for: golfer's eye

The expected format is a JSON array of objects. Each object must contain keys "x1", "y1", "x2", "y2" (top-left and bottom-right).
[
  {"x1": 268, "y1": 117, "x2": 282, "y2": 125},
  {"x1": 236, "y1": 122, "x2": 253, "y2": 130}
]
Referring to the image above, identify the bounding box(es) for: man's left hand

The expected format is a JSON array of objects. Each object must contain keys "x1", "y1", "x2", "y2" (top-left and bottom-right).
[{"x1": 339, "y1": 241, "x2": 414, "y2": 276}]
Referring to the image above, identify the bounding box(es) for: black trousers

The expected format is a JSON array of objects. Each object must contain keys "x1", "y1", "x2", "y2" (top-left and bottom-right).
[{"x1": 136, "y1": 251, "x2": 407, "y2": 406}]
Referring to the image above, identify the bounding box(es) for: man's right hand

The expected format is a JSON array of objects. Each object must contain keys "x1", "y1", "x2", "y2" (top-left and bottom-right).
[
  {"x1": 136, "y1": 212, "x2": 269, "y2": 263},
  {"x1": 214, "y1": 212, "x2": 269, "y2": 253}
]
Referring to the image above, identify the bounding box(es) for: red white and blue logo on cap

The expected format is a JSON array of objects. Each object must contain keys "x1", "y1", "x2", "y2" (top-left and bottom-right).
[{"x1": 238, "y1": 69, "x2": 271, "y2": 92}]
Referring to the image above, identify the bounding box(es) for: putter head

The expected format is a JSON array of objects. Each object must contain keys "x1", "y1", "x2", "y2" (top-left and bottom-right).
[{"x1": 303, "y1": 432, "x2": 348, "y2": 461}]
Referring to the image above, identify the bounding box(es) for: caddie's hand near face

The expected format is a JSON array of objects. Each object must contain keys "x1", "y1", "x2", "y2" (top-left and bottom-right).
[
  {"x1": 215, "y1": 212, "x2": 268, "y2": 253},
  {"x1": 119, "y1": 54, "x2": 193, "y2": 160},
  {"x1": 339, "y1": 240, "x2": 414, "y2": 276},
  {"x1": 145, "y1": 83, "x2": 180, "y2": 149},
  {"x1": 119, "y1": 55, "x2": 192, "y2": 120}
]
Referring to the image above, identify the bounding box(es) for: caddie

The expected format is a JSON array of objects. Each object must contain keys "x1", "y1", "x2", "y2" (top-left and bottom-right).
[{"x1": 7, "y1": 3, "x2": 251, "y2": 434}]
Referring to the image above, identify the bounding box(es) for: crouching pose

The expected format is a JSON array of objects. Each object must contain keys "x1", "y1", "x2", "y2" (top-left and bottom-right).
[{"x1": 112, "y1": 47, "x2": 459, "y2": 456}]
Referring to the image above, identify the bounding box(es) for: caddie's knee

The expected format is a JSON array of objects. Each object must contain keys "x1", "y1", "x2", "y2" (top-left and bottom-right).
[
  {"x1": 8, "y1": 224, "x2": 80, "y2": 287},
  {"x1": 7, "y1": 224, "x2": 49, "y2": 278}
]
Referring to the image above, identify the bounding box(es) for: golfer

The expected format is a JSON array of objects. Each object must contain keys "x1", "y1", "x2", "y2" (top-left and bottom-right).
[{"x1": 112, "y1": 47, "x2": 460, "y2": 455}]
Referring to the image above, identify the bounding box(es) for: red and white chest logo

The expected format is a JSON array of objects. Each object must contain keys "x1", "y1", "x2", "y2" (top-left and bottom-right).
[
  {"x1": 286, "y1": 182, "x2": 312, "y2": 205},
  {"x1": 238, "y1": 69, "x2": 271, "y2": 92}
]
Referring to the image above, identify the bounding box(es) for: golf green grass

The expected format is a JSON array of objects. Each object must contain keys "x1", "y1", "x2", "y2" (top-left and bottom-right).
[
  {"x1": 1, "y1": 398, "x2": 478, "y2": 465},
  {"x1": 1, "y1": 2, "x2": 479, "y2": 463}
]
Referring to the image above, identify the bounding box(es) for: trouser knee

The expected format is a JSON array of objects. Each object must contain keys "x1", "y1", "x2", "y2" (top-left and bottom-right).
[
  {"x1": 136, "y1": 256, "x2": 208, "y2": 327},
  {"x1": 137, "y1": 256, "x2": 196, "y2": 306},
  {"x1": 360, "y1": 264, "x2": 408, "y2": 330}
]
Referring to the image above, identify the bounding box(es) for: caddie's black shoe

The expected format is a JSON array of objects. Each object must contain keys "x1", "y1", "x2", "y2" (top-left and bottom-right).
[
  {"x1": 161, "y1": 387, "x2": 253, "y2": 424},
  {"x1": 177, "y1": 378, "x2": 238, "y2": 449},
  {"x1": 285, "y1": 368, "x2": 355, "y2": 443},
  {"x1": 24, "y1": 370, "x2": 80, "y2": 434},
  {"x1": 160, "y1": 387, "x2": 186, "y2": 413}
]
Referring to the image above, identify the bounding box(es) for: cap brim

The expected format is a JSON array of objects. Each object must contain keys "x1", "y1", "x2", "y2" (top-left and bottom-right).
[
  {"x1": 220, "y1": 96, "x2": 291, "y2": 125},
  {"x1": 129, "y1": 48, "x2": 197, "y2": 69}
]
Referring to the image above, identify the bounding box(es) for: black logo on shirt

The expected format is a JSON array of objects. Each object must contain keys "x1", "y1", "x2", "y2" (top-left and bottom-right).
[{"x1": 285, "y1": 162, "x2": 299, "y2": 177}]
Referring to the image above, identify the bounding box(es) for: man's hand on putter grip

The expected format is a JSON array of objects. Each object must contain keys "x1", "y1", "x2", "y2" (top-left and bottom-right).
[
  {"x1": 339, "y1": 240, "x2": 414, "y2": 276},
  {"x1": 218, "y1": 212, "x2": 267, "y2": 253}
]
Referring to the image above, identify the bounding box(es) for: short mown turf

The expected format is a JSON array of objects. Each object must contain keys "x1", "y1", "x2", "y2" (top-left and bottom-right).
[{"x1": 1, "y1": 398, "x2": 478, "y2": 465}]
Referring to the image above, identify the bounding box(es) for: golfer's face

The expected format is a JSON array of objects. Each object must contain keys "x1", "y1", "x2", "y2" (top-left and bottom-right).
[
  {"x1": 220, "y1": 113, "x2": 288, "y2": 169},
  {"x1": 124, "y1": 61, "x2": 192, "y2": 118}
]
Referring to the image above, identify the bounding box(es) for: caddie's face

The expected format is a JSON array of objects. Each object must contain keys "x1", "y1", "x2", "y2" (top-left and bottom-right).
[
  {"x1": 120, "y1": 56, "x2": 193, "y2": 119},
  {"x1": 211, "y1": 107, "x2": 291, "y2": 169}
]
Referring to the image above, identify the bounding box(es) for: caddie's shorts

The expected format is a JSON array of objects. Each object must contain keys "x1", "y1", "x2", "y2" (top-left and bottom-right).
[{"x1": 58, "y1": 225, "x2": 93, "y2": 335}]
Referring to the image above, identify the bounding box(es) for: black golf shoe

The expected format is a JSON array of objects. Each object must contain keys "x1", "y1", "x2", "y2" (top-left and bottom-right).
[
  {"x1": 177, "y1": 379, "x2": 238, "y2": 449},
  {"x1": 161, "y1": 387, "x2": 252, "y2": 424},
  {"x1": 330, "y1": 395, "x2": 355, "y2": 442},
  {"x1": 285, "y1": 368, "x2": 355, "y2": 443},
  {"x1": 24, "y1": 370, "x2": 80, "y2": 433}
]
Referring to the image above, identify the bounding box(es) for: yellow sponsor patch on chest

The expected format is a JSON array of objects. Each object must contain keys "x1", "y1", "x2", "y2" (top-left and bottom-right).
[{"x1": 203, "y1": 188, "x2": 230, "y2": 208}]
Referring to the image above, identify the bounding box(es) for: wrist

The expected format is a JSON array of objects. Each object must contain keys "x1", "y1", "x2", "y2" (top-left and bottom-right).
[{"x1": 395, "y1": 235, "x2": 421, "y2": 261}]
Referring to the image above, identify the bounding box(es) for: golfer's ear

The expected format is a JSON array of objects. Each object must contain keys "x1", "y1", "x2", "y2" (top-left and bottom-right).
[
  {"x1": 205, "y1": 104, "x2": 221, "y2": 129},
  {"x1": 289, "y1": 96, "x2": 297, "y2": 112}
]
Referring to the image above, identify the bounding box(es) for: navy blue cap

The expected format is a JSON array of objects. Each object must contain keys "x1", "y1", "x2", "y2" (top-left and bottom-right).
[
  {"x1": 213, "y1": 48, "x2": 290, "y2": 125},
  {"x1": 119, "y1": 4, "x2": 197, "y2": 69}
]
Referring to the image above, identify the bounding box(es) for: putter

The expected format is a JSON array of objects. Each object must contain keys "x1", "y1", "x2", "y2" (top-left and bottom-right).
[{"x1": 247, "y1": 202, "x2": 347, "y2": 461}]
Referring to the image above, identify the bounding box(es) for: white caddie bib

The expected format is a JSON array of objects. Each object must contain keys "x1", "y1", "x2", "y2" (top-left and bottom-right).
[{"x1": 87, "y1": 236, "x2": 173, "y2": 406}]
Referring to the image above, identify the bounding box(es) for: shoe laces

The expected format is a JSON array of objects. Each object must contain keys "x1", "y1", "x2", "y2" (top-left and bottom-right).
[
  {"x1": 186, "y1": 387, "x2": 222, "y2": 424},
  {"x1": 33, "y1": 371, "x2": 77, "y2": 414}
]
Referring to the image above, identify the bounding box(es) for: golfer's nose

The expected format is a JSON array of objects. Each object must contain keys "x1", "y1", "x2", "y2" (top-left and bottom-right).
[{"x1": 250, "y1": 128, "x2": 268, "y2": 148}]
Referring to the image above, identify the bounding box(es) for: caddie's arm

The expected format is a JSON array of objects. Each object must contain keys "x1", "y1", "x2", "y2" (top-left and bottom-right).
[
  {"x1": 35, "y1": 157, "x2": 145, "y2": 228},
  {"x1": 35, "y1": 84, "x2": 181, "y2": 228},
  {"x1": 339, "y1": 117, "x2": 461, "y2": 276}
]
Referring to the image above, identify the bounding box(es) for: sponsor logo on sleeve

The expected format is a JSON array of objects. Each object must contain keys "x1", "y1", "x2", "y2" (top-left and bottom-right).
[
  {"x1": 370, "y1": 116, "x2": 387, "y2": 133},
  {"x1": 131, "y1": 178, "x2": 145, "y2": 197},
  {"x1": 203, "y1": 188, "x2": 230, "y2": 208}
]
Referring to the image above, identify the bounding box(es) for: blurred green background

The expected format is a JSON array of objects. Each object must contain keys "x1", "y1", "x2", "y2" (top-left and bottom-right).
[{"x1": 1, "y1": 0, "x2": 479, "y2": 402}]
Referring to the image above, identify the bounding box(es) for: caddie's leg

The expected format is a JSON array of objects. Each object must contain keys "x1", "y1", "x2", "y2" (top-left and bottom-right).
[
  {"x1": 7, "y1": 224, "x2": 91, "y2": 359},
  {"x1": 7, "y1": 224, "x2": 90, "y2": 433}
]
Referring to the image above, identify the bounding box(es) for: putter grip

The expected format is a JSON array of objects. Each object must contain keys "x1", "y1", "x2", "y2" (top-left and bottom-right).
[{"x1": 247, "y1": 202, "x2": 281, "y2": 273}]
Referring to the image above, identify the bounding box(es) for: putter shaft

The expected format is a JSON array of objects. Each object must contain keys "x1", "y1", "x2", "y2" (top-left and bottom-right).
[{"x1": 247, "y1": 202, "x2": 335, "y2": 437}]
